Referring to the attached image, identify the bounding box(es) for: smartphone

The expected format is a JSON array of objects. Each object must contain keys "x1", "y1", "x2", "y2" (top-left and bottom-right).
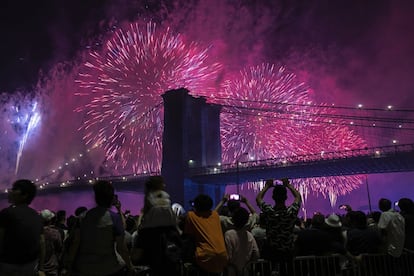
[{"x1": 229, "y1": 194, "x2": 240, "y2": 201}]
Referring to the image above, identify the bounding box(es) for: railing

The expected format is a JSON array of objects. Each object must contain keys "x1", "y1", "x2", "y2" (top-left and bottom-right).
[
  {"x1": 179, "y1": 250, "x2": 414, "y2": 276},
  {"x1": 188, "y1": 143, "x2": 414, "y2": 176}
]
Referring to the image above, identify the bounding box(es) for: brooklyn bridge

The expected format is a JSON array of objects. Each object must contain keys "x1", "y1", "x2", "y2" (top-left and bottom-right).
[{"x1": 5, "y1": 89, "x2": 413, "y2": 211}]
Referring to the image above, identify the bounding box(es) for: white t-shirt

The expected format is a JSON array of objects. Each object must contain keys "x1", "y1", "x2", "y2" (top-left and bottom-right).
[
  {"x1": 225, "y1": 229, "x2": 260, "y2": 274},
  {"x1": 378, "y1": 209, "x2": 405, "y2": 257}
]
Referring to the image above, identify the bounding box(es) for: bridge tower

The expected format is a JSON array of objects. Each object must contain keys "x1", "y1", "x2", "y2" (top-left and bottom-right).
[{"x1": 161, "y1": 88, "x2": 224, "y2": 209}]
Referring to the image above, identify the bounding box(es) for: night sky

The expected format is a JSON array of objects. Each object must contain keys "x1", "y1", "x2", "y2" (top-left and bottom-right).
[
  {"x1": 2, "y1": 0, "x2": 413, "y2": 105},
  {"x1": 0, "y1": 0, "x2": 109, "y2": 91}
]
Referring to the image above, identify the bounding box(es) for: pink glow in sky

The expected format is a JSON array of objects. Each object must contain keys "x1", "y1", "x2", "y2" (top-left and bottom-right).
[{"x1": 75, "y1": 21, "x2": 222, "y2": 174}]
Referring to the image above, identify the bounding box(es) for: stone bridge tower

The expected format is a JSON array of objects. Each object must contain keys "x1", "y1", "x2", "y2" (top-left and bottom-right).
[{"x1": 161, "y1": 88, "x2": 224, "y2": 209}]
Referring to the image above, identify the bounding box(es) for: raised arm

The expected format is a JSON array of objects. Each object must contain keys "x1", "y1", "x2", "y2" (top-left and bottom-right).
[
  {"x1": 282, "y1": 178, "x2": 302, "y2": 204},
  {"x1": 241, "y1": 195, "x2": 257, "y2": 214},
  {"x1": 214, "y1": 194, "x2": 229, "y2": 212},
  {"x1": 256, "y1": 179, "x2": 274, "y2": 206},
  {"x1": 114, "y1": 198, "x2": 126, "y2": 229}
]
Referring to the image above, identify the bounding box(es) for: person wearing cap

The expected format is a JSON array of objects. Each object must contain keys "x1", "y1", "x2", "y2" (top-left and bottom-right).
[
  {"x1": 40, "y1": 209, "x2": 63, "y2": 276},
  {"x1": 0, "y1": 179, "x2": 46, "y2": 276},
  {"x1": 256, "y1": 178, "x2": 301, "y2": 275}
]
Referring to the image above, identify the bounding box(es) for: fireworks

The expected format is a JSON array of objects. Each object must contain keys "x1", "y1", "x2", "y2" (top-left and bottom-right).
[
  {"x1": 212, "y1": 64, "x2": 312, "y2": 161},
  {"x1": 212, "y1": 64, "x2": 367, "y2": 198},
  {"x1": 75, "y1": 19, "x2": 367, "y2": 200},
  {"x1": 15, "y1": 102, "x2": 41, "y2": 174},
  {"x1": 76, "y1": 21, "x2": 222, "y2": 173},
  {"x1": 0, "y1": 93, "x2": 41, "y2": 175}
]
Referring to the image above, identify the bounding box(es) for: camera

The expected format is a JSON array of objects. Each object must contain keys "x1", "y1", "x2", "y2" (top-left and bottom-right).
[{"x1": 229, "y1": 194, "x2": 240, "y2": 201}]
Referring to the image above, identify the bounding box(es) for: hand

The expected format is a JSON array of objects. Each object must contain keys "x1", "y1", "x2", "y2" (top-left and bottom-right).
[
  {"x1": 240, "y1": 195, "x2": 247, "y2": 203},
  {"x1": 223, "y1": 194, "x2": 230, "y2": 201},
  {"x1": 280, "y1": 178, "x2": 289, "y2": 186},
  {"x1": 114, "y1": 199, "x2": 122, "y2": 211},
  {"x1": 265, "y1": 179, "x2": 274, "y2": 188},
  {"x1": 38, "y1": 271, "x2": 46, "y2": 276}
]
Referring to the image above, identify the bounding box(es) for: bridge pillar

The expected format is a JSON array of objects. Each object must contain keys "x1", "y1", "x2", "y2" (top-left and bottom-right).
[{"x1": 161, "y1": 88, "x2": 224, "y2": 210}]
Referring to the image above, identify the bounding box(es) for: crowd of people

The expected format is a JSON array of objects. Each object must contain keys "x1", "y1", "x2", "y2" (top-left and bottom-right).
[{"x1": 0, "y1": 176, "x2": 413, "y2": 276}]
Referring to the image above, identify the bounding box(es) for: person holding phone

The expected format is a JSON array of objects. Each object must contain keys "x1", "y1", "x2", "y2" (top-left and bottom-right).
[
  {"x1": 255, "y1": 178, "x2": 301, "y2": 275},
  {"x1": 215, "y1": 193, "x2": 259, "y2": 233},
  {"x1": 70, "y1": 180, "x2": 135, "y2": 276}
]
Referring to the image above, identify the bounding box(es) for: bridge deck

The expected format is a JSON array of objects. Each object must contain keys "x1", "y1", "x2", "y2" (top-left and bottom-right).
[{"x1": 189, "y1": 144, "x2": 414, "y2": 184}]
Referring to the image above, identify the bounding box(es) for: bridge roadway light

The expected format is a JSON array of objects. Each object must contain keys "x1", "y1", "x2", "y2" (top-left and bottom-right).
[{"x1": 188, "y1": 159, "x2": 196, "y2": 168}]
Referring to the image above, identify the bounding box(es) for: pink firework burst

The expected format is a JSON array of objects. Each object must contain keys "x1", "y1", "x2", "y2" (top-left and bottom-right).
[
  {"x1": 214, "y1": 63, "x2": 366, "y2": 197},
  {"x1": 214, "y1": 64, "x2": 312, "y2": 162},
  {"x1": 76, "y1": 21, "x2": 222, "y2": 173}
]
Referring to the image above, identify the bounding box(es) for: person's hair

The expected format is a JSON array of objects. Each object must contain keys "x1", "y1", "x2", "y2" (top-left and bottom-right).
[
  {"x1": 93, "y1": 180, "x2": 115, "y2": 208},
  {"x1": 272, "y1": 185, "x2": 287, "y2": 202},
  {"x1": 398, "y1": 198, "x2": 414, "y2": 214},
  {"x1": 56, "y1": 210, "x2": 66, "y2": 220},
  {"x1": 311, "y1": 213, "x2": 325, "y2": 229},
  {"x1": 227, "y1": 199, "x2": 241, "y2": 214},
  {"x1": 145, "y1": 175, "x2": 165, "y2": 193},
  {"x1": 349, "y1": 211, "x2": 367, "y2": 229},
  {"x1": 368, "y1": 211, "x2": 381, "y2": 223},
  {"x1": 66, "y1": 215, "x2": 77, "y2": 230},
  {"x1": 232, "y1": 207, "x2": 249, "y2": 229},
  {"x1": 194, "y1": 194, "x2": 213, "y2": 212},
  {"x1": 379, "y1": 198, "x2": 392, "y2": 212},
  {"x1": 75, "y1": 206, "x2": 88, "y2": 216},
  {"x1": 12, "y1": 179, "x2": 37, "y2": 204},
  {"x1": 143, "y1": 175, "x2": 165, "y2": 214}
]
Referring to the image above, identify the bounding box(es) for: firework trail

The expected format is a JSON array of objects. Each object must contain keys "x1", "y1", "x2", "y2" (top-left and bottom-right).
[
  {"x1": 76, "y1": 21, "x2": 222, "y2": 173},
  {"x1": 210, "y1": 63, "x2": 367, "y2": 199},
  {"x1": 14, "y1": 102, "x2": 41, "y2": 174},
  {"x1": 1, "y1": 94, "x2": 42, "y2": 175}
]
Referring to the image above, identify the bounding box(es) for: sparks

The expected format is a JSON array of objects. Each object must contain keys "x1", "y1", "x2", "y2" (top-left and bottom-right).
[
  {"x1": 212, "y1": 64, "x2": 367, "y2": 199},
  {"x1": 76, "y1": 21, "x2": 222, "y2": 173}
]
